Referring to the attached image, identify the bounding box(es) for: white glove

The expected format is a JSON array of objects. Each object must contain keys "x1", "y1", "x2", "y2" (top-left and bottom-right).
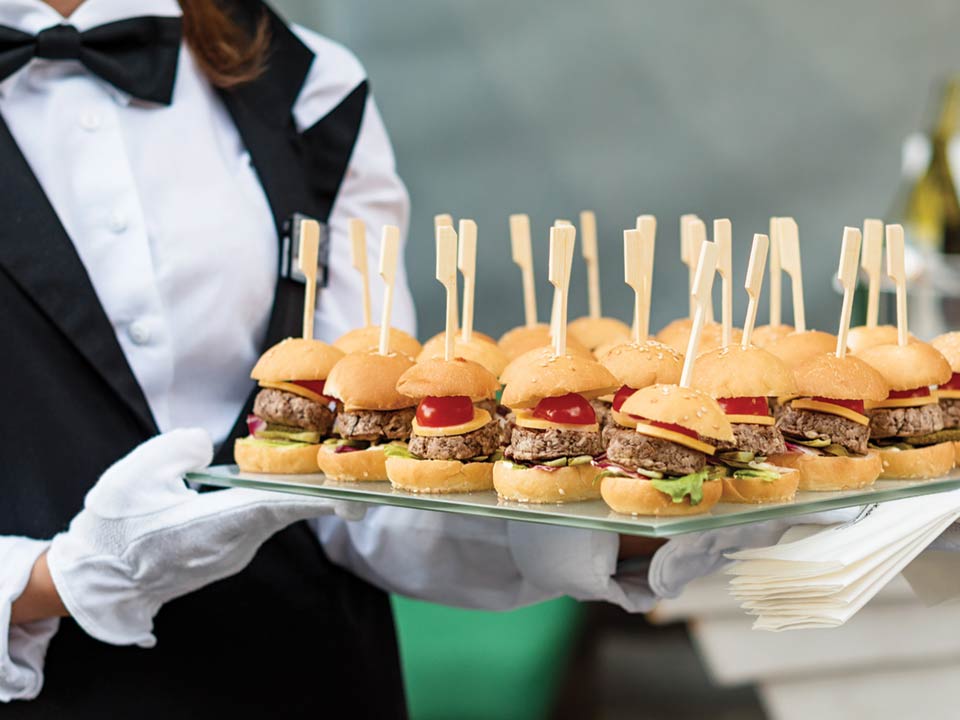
[
  {"x1": 47, "y1": 428, "x2": 363, "y2": 648},
  {"x1": 648, "y1": 508, "x2": 861, "y2": 599}
]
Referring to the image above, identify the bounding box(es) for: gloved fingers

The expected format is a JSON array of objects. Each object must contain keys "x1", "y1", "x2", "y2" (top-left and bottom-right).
[{"x1": 84, "y1": 429, "x2": 214, "y2": 519}]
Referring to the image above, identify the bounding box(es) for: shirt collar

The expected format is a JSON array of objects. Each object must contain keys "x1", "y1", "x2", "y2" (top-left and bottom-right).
[{"x1": 0, "y1": 0, "x2": 182, "y2": 99}]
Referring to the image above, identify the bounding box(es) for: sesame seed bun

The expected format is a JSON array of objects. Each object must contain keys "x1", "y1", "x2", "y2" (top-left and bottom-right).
[
  {"x1": 619, "y1": 384, "x2": 734, "y2": 442},
  {"x1": 792, "y1": 353, "x2": 888, "y2": 401},
  {"x1": 932, "y1": 332, "x2": 960, "y2": 372},
  {"x1": 692, "y1": 345, "x2": 797, "y2": 398},
  {"x1": 323, "y1": 351, "x2": 416, "y2": 411},
  {"x1": 498, "y1": 324, "x2": 592, "y2": 360},
  {"x1": 396, "y1": 357, "x2": 500, "y2": 402},
  {"x1": 857, "y1": 342, "x2": 952, "y2": 391},
  {"x1": 499, "y1": 348, "x2": 619, "y2": 408},
  {"x1": 766, "y1": 330, "x2": 838, "y2": 370},
  {"x1": 386, "y1": 456, "x2": 493, "y2": 493},
  {"x1": 766, "y1": 451, "x2": 881, "y2": 491},
  {"x1": 599, "y1": 341, "x2": 683, "y2": 389},
  {"x1": 847, "y1": 325, "x2": 915, "y2": 354},
  {"x1": 568, "y1": 316, "x2": 631, "y2": 351},
  {"x1": 250, "y1": 338, "x2": 344, "y2": 382},
  {"x1": 600, "y1": 475, "x2": 722, "y2": 516},
  {"x1": 426, "y1": 329, "x2": 496, "y2": 346},
  {"x1": 333, "y1": 326, "x2": 422, "y2": 358},
  {"x1": 493, "y1": 461, "x2": 601, "y2": 503},
  {"x1": 750, "y1": 324, "x2": 795, "y2": 348},
  {"x1": 418, "y1": 336, "x2": 510, "y2": 378},
  {"x1": 654, "y1": 319, "x2": 743, "y2": 354}
]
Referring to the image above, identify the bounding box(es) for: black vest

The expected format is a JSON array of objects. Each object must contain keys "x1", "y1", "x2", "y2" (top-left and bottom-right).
[{"x1": 0, "y1": 4, "x2": 405, "y2": 716}]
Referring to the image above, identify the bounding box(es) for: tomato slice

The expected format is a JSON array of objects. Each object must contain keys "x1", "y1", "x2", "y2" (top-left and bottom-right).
[
  {"x1": 612, "y1": 385, "x2": 638, "y2": 412},
  {"x1": 812, "y1": 396, "x2": 865, "y2": 415},
  {"x1": 641, "y1": 419, "x2": 698, "y2": 440},
  {"x1": 291, "y1": 380, "x2": 335, "y2": 403},
  {"x1": 888, "y1": 387, "x2": 932, "y2": 399},
  {"x1": 416, "y1": 395, "x2": 474, "y2": 427},
  {"x1": 941, "y1": 373, "x2": 960, "y2": 391},
  {"x1": 717, "y1": 396, "x2": 770, "y2": 417},
  {"x1": 532, "y1": 393, "x2": 597, "y2": 426}
]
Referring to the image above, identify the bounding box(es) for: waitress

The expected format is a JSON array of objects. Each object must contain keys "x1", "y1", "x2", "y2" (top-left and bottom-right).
[{"x1": 0, "y1": 0, "x2": 674, "y2": 716}]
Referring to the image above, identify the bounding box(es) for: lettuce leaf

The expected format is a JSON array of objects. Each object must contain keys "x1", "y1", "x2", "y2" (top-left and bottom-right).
[{"x1": 650, "y1": 468, "x2": 710, "y2": 505}]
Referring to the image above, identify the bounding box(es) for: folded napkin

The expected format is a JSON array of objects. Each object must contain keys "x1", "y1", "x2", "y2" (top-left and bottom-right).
[{"x1": 724, "y1": 490, "x2": 960, "y2": 631}]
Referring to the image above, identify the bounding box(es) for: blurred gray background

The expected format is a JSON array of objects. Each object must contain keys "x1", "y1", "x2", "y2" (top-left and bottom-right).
[{"x1": 275, "y1": 0, "x2": 960, "y2": 339}]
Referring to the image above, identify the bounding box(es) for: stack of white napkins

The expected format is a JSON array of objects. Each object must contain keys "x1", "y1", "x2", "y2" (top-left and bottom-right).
[{"x1": 724, "y1": 490, "x2": 960, "y2": 631}]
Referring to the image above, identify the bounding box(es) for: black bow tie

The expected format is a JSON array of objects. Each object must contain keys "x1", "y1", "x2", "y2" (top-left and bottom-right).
[{"x1": 0, "y1": 16, "x2": 182, "y2": 105}]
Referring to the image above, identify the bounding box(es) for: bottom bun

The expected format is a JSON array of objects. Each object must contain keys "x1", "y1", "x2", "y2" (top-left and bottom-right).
[
  {"x1": 317, "y1": 445, "x2": 389, "y2": 482},
  {"x1": 493, "y1": 461, "x2": 601, "y2": 503},
  {"x1": 720, "y1": 471, "x2": 799, "y2": 504},
  {"x1": 955, "y1": 441, "x2": 960, "y2": 466},
  {"x1": 766, "y1": 451, "x2": 881, "y2": 491},
  {"x1": 600, "y1": 475, "x2": 721, "y2": 516},
  {"x1": 386, "y1": 456, "x2": 493, "y2": 494},
  {"x1": 878, "y1": 441, "x2": 955, "y2": 480},
  {"x1": 234, "y1": 437, "x2": 321, "y2": 474}
]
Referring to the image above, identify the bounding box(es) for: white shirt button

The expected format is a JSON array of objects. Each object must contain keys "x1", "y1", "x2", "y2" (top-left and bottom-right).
[
  {"x1": 108, "y1": 210, "x2": 129, "y2": 233},
  {"x1": 79, "y1": 111, "x2": 101, "y2": 131},
  {"x1": 128, "y1": 320, "x2": 152, "y2": 346}
]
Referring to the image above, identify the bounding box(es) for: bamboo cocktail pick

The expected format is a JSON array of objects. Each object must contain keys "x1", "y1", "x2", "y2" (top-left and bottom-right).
[
  {"x1": 458, "y1": 219, "x2": 478, "y2": 343},
  {"x1": 434, "y1": 214, "x2": 459, "y2": 335},
  {"x1": 887, "y1": 224, "x2": 909, "y2": 347},
  {"x1": 862, "y1": 219, "x2": 884, "y2": 328},
  {"x1": 680, "y1": 241, "x2": 719, "y2": 388},
  {"x1": 436, "y1": 225, "x2": 458, "y2": 361},
  {"x1": 549, "y1": 224, "x2": 576, "y2": 357},
  {"x1": 378, "y1": 225, "x2": 400, "y2": 355},
  {"x1": 741, "y1": 234, "x2": 769, "y2": 349},
  {"x1": 636, "y1": 215, "x2": 657, "y2": 342},
  {"x1": 509, "y1": 214, "x2": 538, "y2": 326},
  {"x1": 835, "y1": 227, "x2": 863, "y2": 358},
  {"x1": 680, "y1": 214, "x2": 701, "y2": 318},
  {"x1": 715, "y1": 218, "x2": 733, "y2": 347},
  {"x1": 769, "y1": 217, "x2": 782, "y2": 327},
  {"x1": 298, "y1": 218, "x2": 320, "y2": 340},
  {"x1": 777, "y1": 217, "x2": 805, "y2": 333},
  {"x1": 580, "y1": 210, "x2": 602, "y2": 319},
  {"x1": 434, "y1": 213, "x2": 453, "y2": 231},
  {"x1": 348, "y1": 218, "x2": 372, "y2": 328},
  {"x1": 690, "y1": 218, "x2": 714, "y2": 322},
  {"x1": 550, "y1": 220, "x2": 573, "y2": 337},
  {"x1": 624, "y1": 228, "x2": 643, "y2": 344}
]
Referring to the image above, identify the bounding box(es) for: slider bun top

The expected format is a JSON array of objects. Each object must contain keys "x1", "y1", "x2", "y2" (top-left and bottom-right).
[
  {"x1": 424, "y1": 329, "x2": 496, "y2": 347},
  {"x1": 619, "y1": 384, "x2": 734, "y2": 442},
  {"x1": 766, "y1": 330, "x2": 837, "y2": 370},
  {"x1": 857, "y1": 342, "x2": 952, "y2": 391},
  {"x1": 250, "y1": 338, "x2": 344, "y2": 382},
  {"x1": 847, "y1": 324, "x2": 916, "y2": 354},
  {"x1": 568, "y1": 316, "x2": 631, "y2": 351},
  {"x1": 333, "y1": 326, "x2": 422, "y2": 359},
  {"x1": 600, "y1": 340, "x2": 683, "y2": 389},
  {"x1": 750, "y1": 324, "x2": 795, "y2": 348},
  {"x1": 654, "y1": 319, "x2": 743, "y2": 354},
  {"x1": 792, "y1": 353, "x2": 888, "y2": 401},
  {"x1": 500, "y1": 348, "x2": 618, "y2": 409},
  {"x1": 692, "y1": 345, "x2": 796, "y2": 398},
  {"x1": 417, "y1": 336, "x2": 510, "y2": 378},
  {"x1": 396, "y1": 357, "x2": 499, "y2": 402},
  {"x1": 932, "y1": 331, "x2": 960, "y2": 373},
  {"x1": 324, "y1": 350, "x2": 417, "y2": 410},
  {"x1": 498, "y1": 324, "x2": 591, "y2": 360}
]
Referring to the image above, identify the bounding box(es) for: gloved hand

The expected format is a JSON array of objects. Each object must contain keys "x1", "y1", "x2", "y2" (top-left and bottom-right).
[
  {"x1": 647, "y1": 508, "x2": 862, "y2": 599},
  {"x1": 47, "y1": 428, "x2": 363, "y2": 648}
]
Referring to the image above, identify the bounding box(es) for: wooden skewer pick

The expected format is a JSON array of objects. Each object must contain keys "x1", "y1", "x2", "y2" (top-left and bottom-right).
[
  {"x1": 348, "y1": 218, "x2": 372, "y2": 328},
  {"x1": 777, "y1": 217, "x2": 805, "y2": 333},
  {"x1": 690, "y1": 218, "x2": 713, "y2": 322},
  {"x1": 298, "y1": 218, "x2": 320, "y2": 340},
  {"x1": 714, "y1": 218, "x2": 733, "y2": 348},
  {"x1": 436, "y1": 225, "x2": 459, "y2": 361},
  {"x1": 862, "y1": 219, "x2": 884, "y2": 328},
  {"x1": 434, "y1": 213, "x2": 453, "y2": 232},
  {"x1": 580, "y1": 210, "x2": 602, "y2": 319},
  {"x1": 624, "y1": 229, "x2": 643, "y2": 344},
  {"x1": 549, "y1": 224, "x2": 576, "y2": 357},
  {"x1": 434, "y1": 214, "x2": 459, "y2": 334},
  {"x1": 741, "y1": 233, "x2": 769, "y2": 349},
  {"x1": 378, "y1": 225, "x2": 400, "y2": 355},
  {"x1": 835, "y1": 227, "x2": 862, "y2": 358},
  {"x1": 636, "y1": 215, "x2": 657, "y2": 342},
  {"x1": 680, "y1": 241, "x2": 719, "y2": 388},
  {"x1": 458, "y1": 219, "x2": 478, "y2": 343},
  {"x1": 886, "y1": 224, "x2": 908, "y2": 347},
  {"x1": 555, "y1": 219, "x2": 572, "y2": 226},
  {"x1": 509, "y1": 214, "x2": 538, "y2": 326},
  {"x1": 549, "y1": 221, "x2": 572, "y2": 339},
  {"x1": 769, "y1": 217, "x2": 782, "y2": 327},
  {"x1": 680, "y1": 214, "x2": 700, "y2": 318}
]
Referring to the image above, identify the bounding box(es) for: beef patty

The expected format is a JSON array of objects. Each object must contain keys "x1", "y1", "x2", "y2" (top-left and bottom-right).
[
  {"x1": 253, "y1": 388, "x2": 336, "y2": 434},
  {"x1": 507, "y1": 426, "x2": 603, "y2": 462},
  {"x1": 940, "y1": 398, "x2": 960, "y2": 430},
  {"x1": 409, "y1": 421, "x2": 501, "y2": 461},
  {"x1": 603, "y1": 425, "x2": 706, "y2": 476},
  {"x1": 776, "y1": 401, "x2": 869, "y2": 455},
  {"x1": 334, "y1": 407, "x2": 415, "y2": 442},
  {"x1": 716, "y1": 422, "x2": 786, "y2": 457},
  {"x1": 869, "y1": 403, "x2": 944, "y2": 438}
]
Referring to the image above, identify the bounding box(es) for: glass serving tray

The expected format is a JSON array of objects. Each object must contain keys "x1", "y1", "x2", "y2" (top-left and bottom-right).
[{"x1": 189, "y1": 465, "x2": 960, "y2": 538}]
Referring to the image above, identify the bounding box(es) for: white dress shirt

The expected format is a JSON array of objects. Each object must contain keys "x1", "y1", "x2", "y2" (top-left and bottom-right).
[{"x1": 0, "y1": 0, "x2": 652, "y2": 702}]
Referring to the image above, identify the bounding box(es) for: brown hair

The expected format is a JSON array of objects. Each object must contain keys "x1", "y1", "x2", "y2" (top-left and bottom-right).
[{"x1": 178, "y1": 0, "x2": 270, "y2": 88}]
